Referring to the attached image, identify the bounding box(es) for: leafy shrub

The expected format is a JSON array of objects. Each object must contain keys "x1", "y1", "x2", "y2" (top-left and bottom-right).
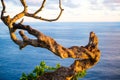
[
  {"x1": 20, "y1": 61, "x2": 86, "y2": 80},
  {"x1": 20, "y1": 61, "x2": 60, "y2": 80}
]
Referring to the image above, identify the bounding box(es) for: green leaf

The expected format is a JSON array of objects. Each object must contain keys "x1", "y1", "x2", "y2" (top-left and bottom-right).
[
  {"x1": 20, "y1": 73, "x2": 27, "y2": 80},
  {"x1": 40, "y1": 61, "x2": 46, "y2": 68},
  {"x1": 56, "y1": 63, "x2": 61, "y2": 69}
]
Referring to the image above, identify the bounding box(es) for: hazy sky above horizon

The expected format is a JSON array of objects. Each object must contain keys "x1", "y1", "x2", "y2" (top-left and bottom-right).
[{"x1": 0, "y1": 0, "x2": 120, "y2": 22}]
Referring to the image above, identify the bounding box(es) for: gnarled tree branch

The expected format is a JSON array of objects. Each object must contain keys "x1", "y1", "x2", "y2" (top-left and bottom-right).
[{"x1": 1, "y1": 0, "x2": 100, "y2": 80}]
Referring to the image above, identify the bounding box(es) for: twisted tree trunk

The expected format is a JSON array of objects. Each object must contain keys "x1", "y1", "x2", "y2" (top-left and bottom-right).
[{"x1": 1, "y1": 0, "x2": 101, "y2": 80}]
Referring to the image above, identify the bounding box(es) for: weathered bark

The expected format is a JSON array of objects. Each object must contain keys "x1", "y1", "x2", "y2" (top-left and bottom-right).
[
  {"x1": 36, "y1": 31, "x2": 100, "y2": 80},
  {"x1": 1, "y1": 0, "x2": 101, "y2": 80}
]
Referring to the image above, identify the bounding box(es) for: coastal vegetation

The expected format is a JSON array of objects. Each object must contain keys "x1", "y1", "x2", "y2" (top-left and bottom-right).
[{"x1": 20, "y1": 61, "x2": 86, "y2": 80}]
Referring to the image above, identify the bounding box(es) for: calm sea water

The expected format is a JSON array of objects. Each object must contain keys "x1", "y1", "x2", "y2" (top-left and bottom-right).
[{"x1": 0, "y1": 22, "x2": 120, "y2": 80}]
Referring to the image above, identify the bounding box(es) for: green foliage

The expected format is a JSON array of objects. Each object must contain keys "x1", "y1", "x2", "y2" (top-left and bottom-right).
[
  {"x1": 20, "y1": 61, "x2": 61, "y2": 80},
  {"x1": 72, "y1": 70, "x2": 87, "y2": 80},
  {"x1": 20, "y1": 61, "x2": 86, "y2": 80}
]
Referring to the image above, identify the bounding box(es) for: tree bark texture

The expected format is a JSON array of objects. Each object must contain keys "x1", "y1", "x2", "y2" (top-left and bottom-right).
[{"x1": 1, "y1": 0, "x2": 101, "y2": 80}]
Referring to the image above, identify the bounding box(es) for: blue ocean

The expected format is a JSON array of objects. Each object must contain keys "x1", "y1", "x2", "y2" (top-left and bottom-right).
[{"x1": 0, "y1": 22, "x2": 120, "y2": 80}]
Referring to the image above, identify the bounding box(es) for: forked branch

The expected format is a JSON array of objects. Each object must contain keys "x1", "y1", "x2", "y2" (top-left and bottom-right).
[
  {"x1": 25, "y1": 0, "x2": 64, "y2": 22},
  {"x1": 1, "y1": 0, "x2": 100, "y2": 80},
  {"x1": 1, "y1": 0, "x2": 63, "y2": 25},
  {"x1": 0, "y1": 0, "x2": 64, "y2": 47}
]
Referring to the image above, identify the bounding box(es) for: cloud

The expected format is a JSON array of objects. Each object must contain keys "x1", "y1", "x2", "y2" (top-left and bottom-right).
[
  {"x1": 3, "y1": 0, "x2": 120, "y2": 11},
  {"x1": 103, "y1": 0, "x2": 120, "y2": 10},
  {"x1": 104, "y1": 0, "x2": 120, "y2": 3},
  {"x1": 89, "y1": 0, "x2": 120, "y2": 10},
  {"x1": 62, "y1": 0, "x2": 80, "y2": 8}
]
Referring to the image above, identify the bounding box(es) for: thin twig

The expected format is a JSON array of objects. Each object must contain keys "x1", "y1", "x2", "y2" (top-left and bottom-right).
[
  {"x1": 1, "y1": 0, "x2": 6, "y2": 18},
  {"x1": 34, "y1": 0, "x2": 46, "y2": 15},
  {"x1": 26, "y1": 0, "x2": 64, "y2": 22}
]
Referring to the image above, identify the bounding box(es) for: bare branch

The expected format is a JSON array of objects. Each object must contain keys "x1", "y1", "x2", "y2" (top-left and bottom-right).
[
  {"x1": 1, "y1": 0, "x2": 63, "y2": 25},
  {"x1": 13, "y1": 23, "x2": 100, "y2": 60},
  {"x1": 10, "y1": 0, "x2": 28, "y2": 24},
  {"x1": 34, "y1": 0, "x2": 46, "y2": 15},
  {"x1": 0, "y1": 0, "x2": 101, "y2": 79},
  {"x1": 20, "y1": 18, "x2": 24, "y2": 24},
  {"x1": 25, "y1": 0, "x2": 64, "y2": 22},
  {"x1": 1, "y1": 0, "x2": 5, "y2": 18},
  {"x1": 20, "y1": 0, "x2": 28, "y2": 9},
  {"x1": 1, "y1": 0, "x2": 11, "y2": 27},
  {"x1": 17, "y1": 24, "x2": 100, "y2": 79}
]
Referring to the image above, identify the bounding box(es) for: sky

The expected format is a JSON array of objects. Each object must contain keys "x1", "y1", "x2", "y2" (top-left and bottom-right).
[{"x1": 0, "y1": 0, "x2": 120, "y2": 22}]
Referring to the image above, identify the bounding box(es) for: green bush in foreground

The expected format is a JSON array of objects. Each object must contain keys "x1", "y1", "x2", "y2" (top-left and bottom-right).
[{"x1": 20, "y1": 61, "x2": 86, "y2": 80}]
